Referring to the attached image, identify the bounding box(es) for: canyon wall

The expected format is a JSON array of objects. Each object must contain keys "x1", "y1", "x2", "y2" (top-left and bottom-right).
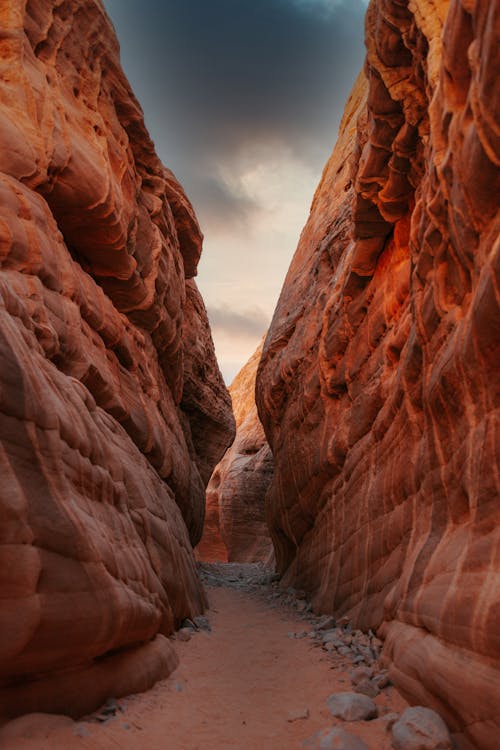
[
  {"x1": 0, "y1": 0, "x2": 234, "y2": 718},
  {"x1": 198, "y1": 340, "x2": 274, "y2": 563},
  {"x1": 256, "y1": 1, "x2": 499, "y2": 748}
]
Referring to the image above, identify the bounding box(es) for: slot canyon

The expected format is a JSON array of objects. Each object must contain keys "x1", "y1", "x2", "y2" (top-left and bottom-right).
[{"x1": 0, "y1": 1, "x2": 498, "y2": 750}]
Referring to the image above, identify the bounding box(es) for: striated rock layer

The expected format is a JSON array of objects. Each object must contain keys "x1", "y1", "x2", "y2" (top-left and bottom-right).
[
  {"x1": 0, "y1": 0, "x2": 234, "y2": 718},
  {"x1": 198, "y1": 340, "x2": 274, "y2": 563},
  {"x1": 256, "y1": 1, "x2": 500, "y2": 748}
]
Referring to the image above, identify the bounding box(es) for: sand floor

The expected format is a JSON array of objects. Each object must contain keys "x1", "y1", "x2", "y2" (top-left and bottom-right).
[{"x1": 1, "y1": 566, "x2": 407, "y2": 750}]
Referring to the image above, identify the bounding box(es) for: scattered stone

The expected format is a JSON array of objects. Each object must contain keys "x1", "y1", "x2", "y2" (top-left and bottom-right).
[
  {"x1": 337, "y1": 616, "x2": 351, "y2": 627},
  {"x1": 287, "y1": 708, "x2": 310, "y2": 722},
  {"x1": 373, "y1": 672, "x2": 391, "y2": 690},
  {"x1": 296, "y1": 600, "x2": 308, "y2": 612},
  {"x1": 325, "y1": 642, "x2": 338, "y2": 652},
  {"x1": 323, "y1": 630, "x2": 342, "y2": 643},
  {"x1": 350, "y1": 666, "x2": 373, "y2": 685},
  {"x1": 101, "y1": 698, "x2": 121, "y2": 715},
  {"x1": 303, "y1": 727, "x2": 370, "y2": 749},
  {"x1": 317, "y1": 616, "x2": 336, "y2": 630},
  {"x1": 327, "y1": 692, "x2": 378, "y2": 721},
  {"x1": 337, "y1": 646, "x2": 352, "y2": 656},
  {"x1": 391, "y1": 707, "x2": 452, "y2": 750},
  {"x1": 176, "y1": 628, "x2": 193, "y2": 642},
  {"x1": 193, "y1": 616, "x2": 211, "y2": 632},
  {"x1": 354, "y1": 679, "x2": 380, "y2": 698}
]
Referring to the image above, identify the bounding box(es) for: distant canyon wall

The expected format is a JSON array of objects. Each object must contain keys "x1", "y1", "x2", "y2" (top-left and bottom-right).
[
  {"x1": 0, "y1": 0, "x2": 234, "y2": 718},
  {"x1": 198, "y1": 340, "x2": 274, "y2": 564},
  {"x1": 256, "y1": 1, "x2": 499, "y2": 748}
]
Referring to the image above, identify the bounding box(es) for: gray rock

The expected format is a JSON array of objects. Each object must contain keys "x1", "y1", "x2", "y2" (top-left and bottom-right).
[
  {"x1": 352, "y1": 655, "x2": 366, "y2": 664},
  {"x1": 327, "y1": 692, "x2": 378, "y2": 721},
  {"x1": 350, "y1": 666, "x2": 374, "y2": 685},
  {"x1": 317, "y1": 615, "x2": 337, "y2": 630},
  {"x1": 287, "y1": 707, "x2": 310, "y2": 722},
  {"x1": 391, "y1": 707, "x2": 452, "y2": 750},
  {"x1": 176, "y1": 628, "x2": 193, "y2": 642},
  {"x1": 303, "y1": 727, "x2": 370, "y2": 749},
  {"x1": 354, "y1": 679, "x2": 380, "y2": 698},
  {"x1": 337, "y1": 616, "x2": 351, "y2": 627},
  {"x1": 193, "y1": 615, "x2": 211, "y2": 632},
  {"x1": 373, "y1": 672, "x2": 391, "y2": 690},
  {"x1": 323, "y1": 630, "x2": 342, "y2": 644}
]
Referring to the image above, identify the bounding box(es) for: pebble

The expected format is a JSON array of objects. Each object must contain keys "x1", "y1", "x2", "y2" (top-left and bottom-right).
[
  {"x1": 316, "y1": 615, "x2": 337, "y2": 630},
  {"x1": 350, "y1": 666, "x2": 373, "y2": 685},
  {"x1": 353, "y1": 679, "x2": 380, "y2": 699},
  {"x1": 327, "y1": 692, "x2": 378, "y2": 721},
  {"x1": 303, "y1": 727, "x2": 370, "y2": 749},
  {"x1": 391, "y1": 707, "x2": 452, "y2": 750},
  {"x1": 193, "y1": 616, "x2": 211, "y2": 632},
  {"x1": 373, "y1": 672, "x2": 391, "y2": 690},
  {"x1": 287, "y1": 708, "x2": 310, "y2": 722}
]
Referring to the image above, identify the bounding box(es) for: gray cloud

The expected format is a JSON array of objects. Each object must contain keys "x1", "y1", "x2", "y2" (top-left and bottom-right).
[
  {"x1": 104, "y1": 0, "x2": 367, "y2": 225},
  {"x1": 207, "y1": 305, "x2": 270, "y2": 339}
]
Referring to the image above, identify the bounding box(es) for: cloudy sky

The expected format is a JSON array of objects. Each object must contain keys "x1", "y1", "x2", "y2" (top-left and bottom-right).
[{"x1": 104, "y1": 0, "x2": 368, "y2": 383}]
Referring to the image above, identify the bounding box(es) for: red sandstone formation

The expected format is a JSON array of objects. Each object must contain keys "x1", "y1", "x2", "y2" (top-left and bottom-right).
[
  {"x1": 0, "y1": 0, "x2": 234, "y2": 718},
  {"x1": 198, "y1": 340, "x2": 274, "y2": 563},
  {"x1": 256, "y1": 1, "x2": 500, "y2": 748}
]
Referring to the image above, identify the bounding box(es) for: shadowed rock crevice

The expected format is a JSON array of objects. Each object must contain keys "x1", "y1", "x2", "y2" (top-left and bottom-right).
[{"x1": 198, "y1": 339, "x2": 274, "y2": 564}]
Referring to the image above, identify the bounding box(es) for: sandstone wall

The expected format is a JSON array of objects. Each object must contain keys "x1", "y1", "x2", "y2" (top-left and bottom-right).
[
  {"x1": 0, "y1": 0, "x2": 234, "y2": 718},
  {"x1": 198, "y1": 340, "x2": 274, "y2": 563},
  {"x1": 256, "y1": 1, "x2": 499, "y2": 747}
]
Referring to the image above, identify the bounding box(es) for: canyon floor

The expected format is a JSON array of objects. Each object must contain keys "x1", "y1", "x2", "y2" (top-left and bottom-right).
[{"x1": 2, "y1": 564, "x2": 408, "y2": 750}]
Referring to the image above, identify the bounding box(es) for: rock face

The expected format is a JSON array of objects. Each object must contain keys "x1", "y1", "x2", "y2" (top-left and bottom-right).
[
  {"x1": 198, "y1": 340, "x2": 274, "y2": 563},
  {"x1": 256, "y1": 1, "x2": 500, "y2": 748},
  {"x1": 0, "y1": 0, "x2": 234, "y2": 718}
]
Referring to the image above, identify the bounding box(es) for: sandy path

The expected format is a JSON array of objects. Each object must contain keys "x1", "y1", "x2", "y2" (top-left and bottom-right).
[{"x1": 2, "y1": 566, "x2": 407, "y2": 750}]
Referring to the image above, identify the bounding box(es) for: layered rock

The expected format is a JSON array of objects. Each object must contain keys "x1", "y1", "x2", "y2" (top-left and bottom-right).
[
  {"x1": 0, "y1": 0, "x2": 234, "y2": 718},
  {"x1": 256, "y1": 1, "x2": 500, "y2": 748},
  {"x1": 198, "y1": 340, "x2": 274, "y2": 563}
]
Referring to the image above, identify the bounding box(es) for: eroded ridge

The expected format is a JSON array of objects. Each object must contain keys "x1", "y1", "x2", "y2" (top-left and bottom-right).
[
  {"x1": 0, "y1": 0, "x2": 234, "y2": 717},
  {"x1": 256, "y1": 1, "x2": 500, "y2": 747}
]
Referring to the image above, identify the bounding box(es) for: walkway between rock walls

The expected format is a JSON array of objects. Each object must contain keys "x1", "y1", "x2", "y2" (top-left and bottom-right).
[{"x1": 2, "y1": 564, "x2": 411, "y2": 750}]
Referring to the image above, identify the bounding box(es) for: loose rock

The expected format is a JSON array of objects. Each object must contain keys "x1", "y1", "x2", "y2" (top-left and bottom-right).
[
  {"x1": 304, "y1": 727, "x2": 370, "y2": 749},
  {"x1": 353, "y1": 679, "x2": 380, "y2": 699},
  {"x1": 391, "y1": 707, "x2": 452, "y2": 750},
  {"x1": 327, "y1": 692, "x2": 378, "y2": 721},
  {"x1": 287, "y1": 708, "x2": 310, "y2": 722}
]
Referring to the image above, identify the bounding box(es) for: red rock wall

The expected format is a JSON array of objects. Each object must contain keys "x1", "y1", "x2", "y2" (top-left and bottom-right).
[
  {"x1": 256, "y1": 1, "x2": 500, "y2": 748},
  {"x1": 198, "y1": 340, "x2": 274, "y2": 563},
  {"x1": 0, "y1": 0, "x2": 234, "y2": 718}
]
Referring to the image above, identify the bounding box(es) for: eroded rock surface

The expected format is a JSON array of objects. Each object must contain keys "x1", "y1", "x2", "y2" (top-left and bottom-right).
[
  {"x1": 0, "y1": 0, "x2": 234, "y2": 718},
  {"x1": 256, "y1": 1, "x2": 500, "y2": 748},
  {"x1": 197, "y1": 340, "x2": 274, "y2": 563}
]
